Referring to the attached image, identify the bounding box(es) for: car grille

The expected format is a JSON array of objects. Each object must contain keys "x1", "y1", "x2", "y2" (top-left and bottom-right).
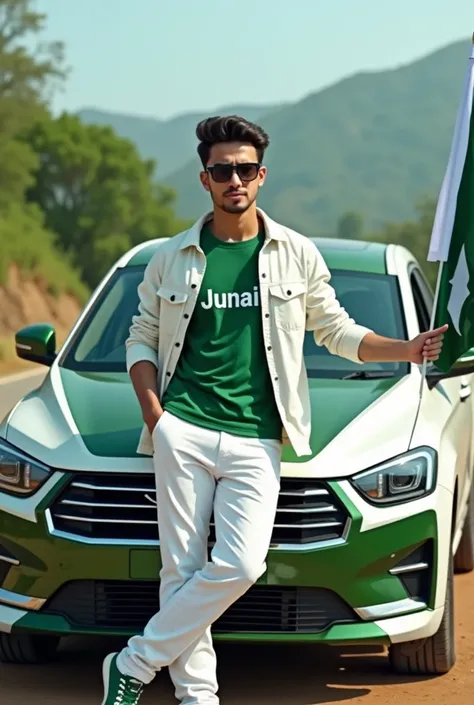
[
  {"x1": 43, "y1": 580, "x2": 359, "y2": 634},
  {"x1": 48, "y1": 474, "x2": 349, "y2": 546}
]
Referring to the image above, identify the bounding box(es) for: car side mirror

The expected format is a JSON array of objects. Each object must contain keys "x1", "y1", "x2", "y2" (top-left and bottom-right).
[
  {"x1": 426, "y1": 347, "x2": 474, "y2": 389},
  {"x1": 15, "y1": 323, "x2": 57, "y2": 367}
]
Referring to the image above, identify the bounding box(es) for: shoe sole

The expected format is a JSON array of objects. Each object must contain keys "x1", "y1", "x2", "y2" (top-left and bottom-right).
[{"x1": 101, "y1": 652, "x2": 117, "y2": 705}]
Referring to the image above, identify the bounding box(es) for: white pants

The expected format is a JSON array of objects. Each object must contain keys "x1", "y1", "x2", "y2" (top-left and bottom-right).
[{"x1": 116, "y1": 411, "x2": 282, "y2": 704}]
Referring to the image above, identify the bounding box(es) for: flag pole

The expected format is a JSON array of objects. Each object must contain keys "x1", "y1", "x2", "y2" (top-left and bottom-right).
[{"x1": 419, "y1": 262, "x2": 444, "y2": 397}]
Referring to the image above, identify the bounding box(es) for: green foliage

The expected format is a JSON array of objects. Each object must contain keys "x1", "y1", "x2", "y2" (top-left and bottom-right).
[
  {"x1": 0, "y1": 0, "x2": 65, "y2": 205},
  {"x1": 0, "y1": 1, "x2": 187, "y2": 303},
  {"x1": 372, "y1": 196, "x2": 439, "y2": 286},
  {"x1": 337, "y1": 212, "x2": 365, "y2": 240},
  {"x1": 0, "y1": 0, "x2": 86, "y2": 301},
  {"x1": 0, "y1": 202, "x2": 88, "y2": 301},
  {"x1": 24, "y1": 113, "x2": 188, "y2": 288}
]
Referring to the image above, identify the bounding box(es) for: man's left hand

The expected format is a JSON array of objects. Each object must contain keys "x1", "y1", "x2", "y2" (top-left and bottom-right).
[{"x1": 406, "y1": 324, "x2": 449, "y2": 365}]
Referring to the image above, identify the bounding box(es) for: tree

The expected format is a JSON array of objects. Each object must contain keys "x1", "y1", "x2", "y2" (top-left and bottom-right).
[
  {"x1": 336, "y1": 211, "x2": 364, "y2": 240},
  {"x1": 0, "y1": 0, "x2": 64, "y2": 207},
  {"x1": 0, "y1": 1, "x2": 86, "y2": 301},
  {"x1": 24, "y1": 113, "x2": 188, "y2": 287},
  {"x1": 371, "y1": 197, "x2": 438, "y2": 285}
]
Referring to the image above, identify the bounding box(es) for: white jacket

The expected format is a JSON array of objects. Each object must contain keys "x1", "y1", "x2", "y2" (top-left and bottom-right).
[{"x1": 126, "y1": 208, "x2": 372, "y2": 457}]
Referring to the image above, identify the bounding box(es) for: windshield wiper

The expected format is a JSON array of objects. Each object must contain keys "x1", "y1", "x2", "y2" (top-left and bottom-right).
[{"x1": 341, "y1": 370, "x2": 396, "y2": 380}]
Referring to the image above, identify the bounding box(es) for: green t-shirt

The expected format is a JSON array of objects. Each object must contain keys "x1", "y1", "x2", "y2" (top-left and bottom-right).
[{"x1": 162, "y1": 224, "x2": 282, "y2": 439}]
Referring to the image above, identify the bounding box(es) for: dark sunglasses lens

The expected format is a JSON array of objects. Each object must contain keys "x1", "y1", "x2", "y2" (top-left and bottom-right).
[
  {"x1": 209, "y1": 163, "x2": 260, "y2": 182},
  {"x1": 237, "y1": 164, "x2": 259, "y2": 180},
  {"x1": 211, "y1": 165, "x2": 234, "y2": 182}
]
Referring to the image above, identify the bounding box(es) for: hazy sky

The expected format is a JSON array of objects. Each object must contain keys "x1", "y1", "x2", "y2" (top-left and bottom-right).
[{"x1": 37, "y1": 0, "x2": 473, "y2": 119}]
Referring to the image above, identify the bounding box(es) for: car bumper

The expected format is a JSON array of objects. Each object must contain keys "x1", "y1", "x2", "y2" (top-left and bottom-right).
[
  {"x1": 0, "y1": 477, "x2": 453, "y2": 645},
  {"x1": 0, "y1": 593, "x2": 444, "y2": 646}
]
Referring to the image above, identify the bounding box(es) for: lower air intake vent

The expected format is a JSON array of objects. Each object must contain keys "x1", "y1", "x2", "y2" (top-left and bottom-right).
[{"x1": 44, "y1": 580, "x2": 359, "y2": 634}]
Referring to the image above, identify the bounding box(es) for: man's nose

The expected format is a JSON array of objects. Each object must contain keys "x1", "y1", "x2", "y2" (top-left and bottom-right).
[{"x1": 229, "y1": 169, "x2": 242, "y2": 187}]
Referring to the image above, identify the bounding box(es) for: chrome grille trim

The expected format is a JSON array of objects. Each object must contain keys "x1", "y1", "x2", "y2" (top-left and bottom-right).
[
  {"x1": 279, "y1": 489, "x2": 330, "y2": 497},
  {"x1": 0, "y1": 554, "x2": 20, "y2": 567},
  {"x1": 268, "y1": 521, "x2": 343, "y2": 530},
  {"x1": 389, "y1": 562, "x2": 429, "y2": 576},
  {"x1": 53, "y1": 514, "x2": 158, "y2": 525},
  {"x1": 47, "y1": 474, "x2": 350, "y2": 551},
  {"x1": 46, "y1": 509, "x2": 352, "y2": 552},
  {"x1": 60, "y1": 500, "x2": 155, "y2": 510},
  {"x1": 62, "y1": 491, "x2": 339, "y2": 514},
  {"x1": 277, "y1": 505, "x2": 338, "y2": 514},
  {"x1": 71, "y1": 482, "x2": 152, "y2": 493},
  {"x1": 45, "y1": 509, "x2": 159, "y2": 547}
]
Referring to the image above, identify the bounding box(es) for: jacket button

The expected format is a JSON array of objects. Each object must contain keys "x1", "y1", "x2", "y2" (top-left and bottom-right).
[
  {"x1": 267, "y1": 346, "x2": 272, "y2": 351},
  {"x1": 191, "y1": 284, "x2": 197, "y2": 289},
  {"x1": 262, "y1": 273, "x2": 266, "y2": 278},
  {"x1": 170, "y1": 295, "x2": 175, "y2": 301},
  {"x1": 166, "y1": 372, "x2": 171, "y2": 377},
  {"x1": 175, "y1": 342, "x2": 180, "y2": 347},
  {"x1": 286, "y1": 290, "x2": 291, "y2": 296},
  {"x1": 184, "y1": 313, "x2": 189, "y2": 319},
  {"x1": 265, "y1": 313, "x2": 270, "y2": 318},
  {"x1": 274, "y1": 376, "x2": 278, "y2": 381}
]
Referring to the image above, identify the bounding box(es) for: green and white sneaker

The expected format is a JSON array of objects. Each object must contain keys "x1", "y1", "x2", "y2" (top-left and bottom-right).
[{"x1": 101, "y1": 653, "x2": 144, "y2": 705}]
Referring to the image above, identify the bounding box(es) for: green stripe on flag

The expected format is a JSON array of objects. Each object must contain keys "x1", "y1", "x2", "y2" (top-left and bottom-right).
[{"x1": 434, "y1": 101, "x2": 474, "y2": 372}]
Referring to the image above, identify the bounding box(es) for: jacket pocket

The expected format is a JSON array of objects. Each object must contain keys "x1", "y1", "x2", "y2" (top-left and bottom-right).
[
  {"x1": 156, "y1": 287, "x2": 189, "y2": 305},
  {"x1": 156, "y1": 287, "x2": 190, "y2": 338},
  {"x1": 269, "y1": 281, "x2": 307, "y2": 331}
]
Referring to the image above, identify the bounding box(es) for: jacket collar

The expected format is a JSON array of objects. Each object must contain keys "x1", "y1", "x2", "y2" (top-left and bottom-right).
[{"x1": 178, "y1": 207, "x2": 288, "y2": 250}]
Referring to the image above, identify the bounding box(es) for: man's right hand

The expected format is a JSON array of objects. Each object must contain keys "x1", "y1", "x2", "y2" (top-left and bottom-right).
[
  {"x1": 144, "y1": 408, "x2": 164, "y2": 435},
  {"x1": 129, "y1": 360, "x2": 163, "y2": 435}
]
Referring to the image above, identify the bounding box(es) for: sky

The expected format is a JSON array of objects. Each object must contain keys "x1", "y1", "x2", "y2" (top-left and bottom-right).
[{"x1": 36, "y1": 0, "x2": 473, "y2": 120}]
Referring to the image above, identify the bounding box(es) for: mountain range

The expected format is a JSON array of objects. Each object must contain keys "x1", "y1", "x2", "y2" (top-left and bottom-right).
[
  {"x1": 79, "y1": 39, "x2": 470, "y2": 234},
  {"x1": 78, "y1": 104, "x2": 281, "y2": 180}
]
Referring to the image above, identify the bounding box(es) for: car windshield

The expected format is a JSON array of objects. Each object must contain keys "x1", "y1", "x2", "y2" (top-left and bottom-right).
[
  {"x1": 303, "y1": 270, "x2": 408, "y2": 378},
  {"x1": 61, "y1": 266, "x2": 408, "y2": 378}
]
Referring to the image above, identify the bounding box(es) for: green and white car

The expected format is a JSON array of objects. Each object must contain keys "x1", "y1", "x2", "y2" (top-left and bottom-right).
[{"x1": 1, "y1": 237, "x2": 474, "y2": 675}]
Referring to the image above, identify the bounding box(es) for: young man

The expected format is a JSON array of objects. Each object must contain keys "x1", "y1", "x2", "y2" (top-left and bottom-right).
[{"x1": 101, "y1": 115, "x2": 446, "y2": 705}]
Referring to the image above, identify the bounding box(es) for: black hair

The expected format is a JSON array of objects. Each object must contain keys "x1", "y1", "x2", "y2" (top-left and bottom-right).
[{"x1": 196, "y1": 115, "x2": 270, "y2": 167}]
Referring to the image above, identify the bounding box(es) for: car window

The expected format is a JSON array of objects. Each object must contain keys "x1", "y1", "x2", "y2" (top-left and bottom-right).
[
  {"x1": 63, "y1": 267, "x2": 145, "y2": 372},
  {"x1": 61, "y1": 267, "x2": 409, "y2": 379},
  {"x1": 304, "y1": 270, "x2": 408, "y2": 378}
]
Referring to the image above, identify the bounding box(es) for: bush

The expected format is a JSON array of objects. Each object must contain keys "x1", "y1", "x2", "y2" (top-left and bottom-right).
[{"x1": 0, "y1": 203, "x2": 89, "y2": 304}]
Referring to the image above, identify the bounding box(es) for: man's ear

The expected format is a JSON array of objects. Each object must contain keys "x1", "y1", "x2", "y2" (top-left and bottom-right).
[{"x1": 200, "y1": 171, "x2": 210, "y2": 192}]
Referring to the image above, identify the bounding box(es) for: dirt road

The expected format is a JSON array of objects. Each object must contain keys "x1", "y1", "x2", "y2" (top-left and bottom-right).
[{"x1": 1, "y1": 372, "x2": 474, "y2": 704}]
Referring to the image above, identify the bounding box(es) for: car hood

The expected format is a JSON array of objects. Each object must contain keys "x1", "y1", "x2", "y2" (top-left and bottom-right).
[{"x1": 4, "y1": 366, "x2": 419, "y2": 476}]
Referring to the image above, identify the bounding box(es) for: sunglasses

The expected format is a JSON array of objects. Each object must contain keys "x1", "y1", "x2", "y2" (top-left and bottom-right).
[{"x1": 206, "y1": 162, "x2": 261, "y2": 183}]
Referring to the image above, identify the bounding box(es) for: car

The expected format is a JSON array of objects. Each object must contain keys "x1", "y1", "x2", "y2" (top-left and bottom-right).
[{"x1": 1, "y1": 236, "x2": 474, "y2": 675}]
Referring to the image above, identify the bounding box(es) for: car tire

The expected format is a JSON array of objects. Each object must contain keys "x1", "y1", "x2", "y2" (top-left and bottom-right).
[
  {"x1": 454, "y1": 477, "x2": 474, "y2": 573},
  {"x1": 0, "y1": 633, "x2": 60, "y2": 664},
  {"x1": 389, "y1": 549, "x2": 455, "y2": 675}
]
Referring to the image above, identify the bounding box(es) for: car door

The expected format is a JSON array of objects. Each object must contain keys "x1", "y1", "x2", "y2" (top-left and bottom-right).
[{"x1": 410, "y1": 265, "x2": 473, "y2": 510}]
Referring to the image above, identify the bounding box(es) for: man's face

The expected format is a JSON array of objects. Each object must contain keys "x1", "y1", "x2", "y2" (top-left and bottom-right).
[{"x1": 199, "y1": 142, "x2": 267, "y2": 214}]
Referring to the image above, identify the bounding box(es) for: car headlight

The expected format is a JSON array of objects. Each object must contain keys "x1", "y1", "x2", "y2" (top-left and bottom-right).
[
  {"x1": 350, "y1": 448, "x2": 436, "y2": 505},
  {"x1": 0, "y1": 439, "x2": 50, "y2": 496}
]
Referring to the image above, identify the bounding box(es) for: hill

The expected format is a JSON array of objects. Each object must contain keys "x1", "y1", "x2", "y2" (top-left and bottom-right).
[
  {"x1": 78, "y1": 103, "x2": 282, "y2": 179},
  {"x1": 165, "y1": 40, "x2": 469, "y2": 234}
]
